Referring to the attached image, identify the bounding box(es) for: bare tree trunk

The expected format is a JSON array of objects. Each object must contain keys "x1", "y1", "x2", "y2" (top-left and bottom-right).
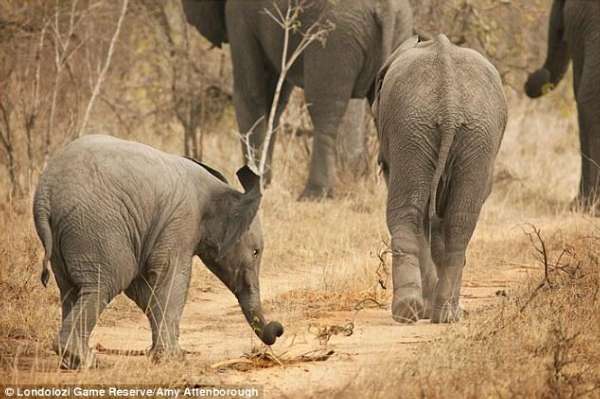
[{"x1": 0, "y1": 102, "x2": 19, "y2": 197}]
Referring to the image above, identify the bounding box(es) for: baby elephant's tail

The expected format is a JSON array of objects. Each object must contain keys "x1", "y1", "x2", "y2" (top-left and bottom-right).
[{"x1": 33, "y1": 186, "x2": 52, "y2": 287}]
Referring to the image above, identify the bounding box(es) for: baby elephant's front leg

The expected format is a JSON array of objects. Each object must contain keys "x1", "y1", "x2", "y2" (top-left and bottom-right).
[{"x1": 126, "y1": 257, "x2": 191, "y2": 360}]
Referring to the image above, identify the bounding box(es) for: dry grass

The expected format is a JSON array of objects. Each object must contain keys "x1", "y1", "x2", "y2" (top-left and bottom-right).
[
  {"x1": 0, "y1": 202, "x2": 58, "y2": 360},
  {"x1": 267, "y1": 288, "x2": 388, "y2": 319},
  {"x1": 335, "y1": 227, "x2": 600, "y2": 398}
]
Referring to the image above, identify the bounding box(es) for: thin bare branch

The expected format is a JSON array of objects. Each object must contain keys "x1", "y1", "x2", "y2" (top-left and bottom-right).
[
  {"x1": 77, "y1": 0, "x2": 129, "y2": 138},
  {"x1": 256, "y1": 0, "x2": 333, "y2": 188}
]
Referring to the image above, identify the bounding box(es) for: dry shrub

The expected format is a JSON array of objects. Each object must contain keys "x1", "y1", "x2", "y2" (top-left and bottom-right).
[
  {"x1": 334, "y1": 230, "x2": 600, "y2": 398},
  {"x1": 267, "y1": 288, "x2": 389, "y2": 319},
  {"x1": 0, "y1": 198, "x2": 58, "y2": 361}
]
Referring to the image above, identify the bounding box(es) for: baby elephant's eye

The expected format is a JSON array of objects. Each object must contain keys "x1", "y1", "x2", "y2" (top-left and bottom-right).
[{"x1": 253, "y1": 249, "x2": 260, "y2": 258}]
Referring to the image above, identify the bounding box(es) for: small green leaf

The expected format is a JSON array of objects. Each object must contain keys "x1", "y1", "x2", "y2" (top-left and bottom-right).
[{"x1": 541, "y1": 83, "x2": 555, "y2": 95}]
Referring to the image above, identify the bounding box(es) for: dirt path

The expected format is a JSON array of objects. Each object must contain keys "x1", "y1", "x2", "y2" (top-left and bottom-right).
[{"x1": 82, "y1": 247, "x2": 530, "y2": 398}]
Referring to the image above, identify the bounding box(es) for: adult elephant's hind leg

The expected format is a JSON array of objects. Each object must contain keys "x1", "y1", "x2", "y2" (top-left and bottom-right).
[
  {"x1": 300, "y1": 43, "x2": 359, "y2": 200},
  {"x1": 300, "y1": 96, "x2": 349, "y2": 200}
]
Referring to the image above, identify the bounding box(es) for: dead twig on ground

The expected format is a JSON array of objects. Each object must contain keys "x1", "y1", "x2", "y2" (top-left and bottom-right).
[
  {"x1": 308, "y1": 297, "x2": 386, "y2": 346},
  {"x1": 209, "y1": 346, "x2": 335, "y2": 371}
]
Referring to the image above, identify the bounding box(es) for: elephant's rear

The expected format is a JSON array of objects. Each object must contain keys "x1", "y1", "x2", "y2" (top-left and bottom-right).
[
  {"x1": 375, "y1": 35, "x2": 507, "y2": 323},
  {"x1": 377, "y1": 35, "x2": 507, "y2": 218},
  {"x1": 32, "y1": 135, "x2": 188, "y2": 289}
]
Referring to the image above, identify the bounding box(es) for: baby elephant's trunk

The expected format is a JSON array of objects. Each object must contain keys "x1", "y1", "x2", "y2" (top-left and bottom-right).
[{"x1": 236, "y1": 288, "x2": 283, "y2": 345}]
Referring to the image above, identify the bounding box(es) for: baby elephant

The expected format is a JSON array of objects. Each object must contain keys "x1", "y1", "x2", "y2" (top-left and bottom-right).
[
  {"x1": 33, "y1": 135, "x2": 283, "y2": 369},
  {"x1": 372, "y1": 35, "x2": 507, "y2": 323}
]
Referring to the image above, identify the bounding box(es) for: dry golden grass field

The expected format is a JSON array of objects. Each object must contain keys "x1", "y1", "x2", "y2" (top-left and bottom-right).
[{"x1": 1, "y1": 86, "x2": 599, "y2": 398}]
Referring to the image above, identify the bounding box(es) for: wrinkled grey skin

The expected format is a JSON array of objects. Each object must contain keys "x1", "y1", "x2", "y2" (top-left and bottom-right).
[
  {"x1": 372, "y1": 35, "x2": 507, "y2": 323},
  {"x1": 182, "y1": 0, "x2": 413, "y2": 199},
  {"x1": 337, "y1": 99, "x2": 370, "y2": 175},
  {"x1": 33, "y1": 135, "x2": 283, "y2": 369},
  {"x1": 525, "y1": 0, "x2": 600, "y2": 210}
]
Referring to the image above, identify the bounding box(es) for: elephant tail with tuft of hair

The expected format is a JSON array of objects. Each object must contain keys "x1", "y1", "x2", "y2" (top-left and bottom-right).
[{"x1": 33, "y1": 181, "x2": 52, "y2": 288}]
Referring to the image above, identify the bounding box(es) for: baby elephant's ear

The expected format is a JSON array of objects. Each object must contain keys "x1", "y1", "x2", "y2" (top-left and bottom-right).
[
  {"x1": 217, "y1": 167, "x2": 262, "y2": 259},
  {"x1": 236, "y1": 165, "x2": 261, "y2": 193}
]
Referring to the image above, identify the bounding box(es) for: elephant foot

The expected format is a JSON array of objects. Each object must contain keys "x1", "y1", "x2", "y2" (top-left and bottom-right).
[
  {"x1": 422, "y1": 297, "x2": 433, "y2": 319},
  {"x1": 53, "y1": 339, "x2": 97, "y2": 370},
  {"x1": 431, "y1": 301, "x2": 463, "y2": 323},
  {"x1": 298, "y1": 185, "x2": 334, "y2": 201},
  {"x1": 149, "y1": 345, "x2": 184, "y2": 363},
  {"x1": 59, "y1": 351, "x2": 97, "y2": 370},
  {"x1": 392, "y1": 295, "x2": 424, "y2": 323}
]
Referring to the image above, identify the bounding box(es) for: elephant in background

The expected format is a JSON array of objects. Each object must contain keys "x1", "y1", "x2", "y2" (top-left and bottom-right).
[
  {"x1": 525, "y1": 0, "x2": 600, "y2": 210},
  {"x1": 372, "y1": 35, "x2": 507, "y2": 323},
  {"x1": 337, "y1": 99, "x2": 371, "y2": 176},
  {"x1": 33, "y1": 135, "x2": 283, "y2": 369},
  {"x1": 182, "y1": 0, "x2": 413, "y2": 199}
]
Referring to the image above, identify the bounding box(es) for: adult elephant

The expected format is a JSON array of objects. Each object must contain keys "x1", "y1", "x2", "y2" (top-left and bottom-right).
[
  {"x1": 525, "y1": 0, "x2": 600, "y2": 210},
  {"x1": 182, "y1": 0, "x2": 413, "y2": 199}
]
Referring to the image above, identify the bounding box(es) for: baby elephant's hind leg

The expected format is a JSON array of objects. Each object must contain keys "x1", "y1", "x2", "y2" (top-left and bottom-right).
[
  {"x1": 50, "y1": 254, "x2": 78, "y2": 326},
  {"x1": 56, "y1": 284, "x2": 116, "y2": 369}
]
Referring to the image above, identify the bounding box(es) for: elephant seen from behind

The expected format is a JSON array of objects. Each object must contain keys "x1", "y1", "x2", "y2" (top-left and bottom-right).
[{"x1": 372, "y1": 35, "x2": 507, "y2": 323}]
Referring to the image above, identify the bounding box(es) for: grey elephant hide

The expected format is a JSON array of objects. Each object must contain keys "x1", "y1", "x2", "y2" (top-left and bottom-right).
[
  {"x1": 33, "y1": 135, "x2": 283, "y2": 369},
  {"x1": 373, "y1": 35, "x2": 507, "y2": 324}
]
